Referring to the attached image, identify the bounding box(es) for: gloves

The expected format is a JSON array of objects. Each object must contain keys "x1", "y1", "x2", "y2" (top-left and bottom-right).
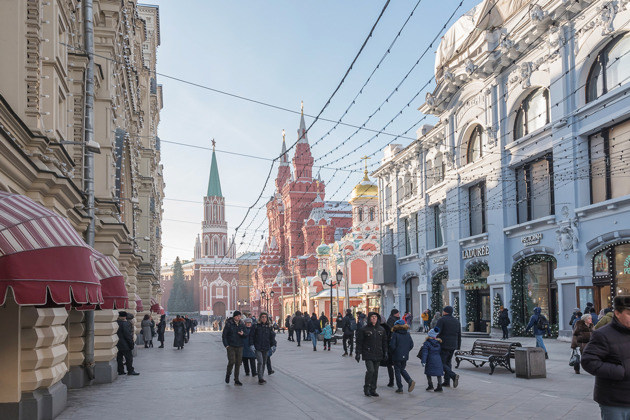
[
  {"x1": 355, "y1": 354, "x2": 361, "y2": 363},
  {"x1": 250, "y1": 345, "x2": 255, "y2": 354},
  {"x1": 270, "y1": 346, "x2": 277, "y2": 355},
  {"x1": 422, "y1": 363, "x2": 425, "y2": 367}
]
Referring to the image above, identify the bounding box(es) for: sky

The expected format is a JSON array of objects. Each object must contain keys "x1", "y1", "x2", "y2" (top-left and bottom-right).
[{"x1": 151, "y1": 0, "x2": 481, "y2": 265}]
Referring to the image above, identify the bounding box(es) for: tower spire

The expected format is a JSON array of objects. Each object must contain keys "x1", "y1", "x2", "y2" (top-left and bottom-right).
[
  {"x1": 298, "y1": 101, "x2": 308, "y2": 144},
  {"x1": 360, "y1": 155, "x2": 371, "y2": 181},
  {"x1": 207, "y1": 139, "x2": 222, "y2": 197},
  {"x1": 280, "y1": 129, "x2": 288, "y2": 165}
]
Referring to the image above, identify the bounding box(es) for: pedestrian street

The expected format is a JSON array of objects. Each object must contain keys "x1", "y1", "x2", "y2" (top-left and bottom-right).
[{"x1": 59, "y1": 330, "x2": 599, "y2": 420}]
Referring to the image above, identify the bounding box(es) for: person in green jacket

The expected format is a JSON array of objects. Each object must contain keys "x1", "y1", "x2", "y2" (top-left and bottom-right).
[{"x1": 594, "y1": 308, "x2": 614, "y2": 329}]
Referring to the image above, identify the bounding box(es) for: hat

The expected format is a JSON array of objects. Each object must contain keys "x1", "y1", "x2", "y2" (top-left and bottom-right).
[
  {"x1": 443, "y1": 306, "x2": 454, "y2": 315},
  {"x1": 233, "y1": 310, "x2": 242, "y2": 317},
  {"x1": 346, "y1": 309, "x2": 352, "y2": 315},
  {"x1": 614, "y1": 295, "x2": 630, "y2": 311},
  {"x1": 390, "y1": 309, "x2": 400, "y2": 315},
  {"x1": 126, "y1": 313, "x2": 134, "y2": 320},
  {"x1": 428, "y1": 327, "x2": 440, "y2": 338},
  {"x1": 118, "y1": 311, "x2": 128, "y2": 318},
  {"x1": 394, "y1": 319, "x2": 406, "y2": 326},
  {"x1": 244, "y1": 318, "x2": 252, "y2": 323}
]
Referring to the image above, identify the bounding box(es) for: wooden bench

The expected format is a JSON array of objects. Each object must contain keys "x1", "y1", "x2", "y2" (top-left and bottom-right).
[{"x1": 454, "y1": 339, "x2": 522, "y2": 375}]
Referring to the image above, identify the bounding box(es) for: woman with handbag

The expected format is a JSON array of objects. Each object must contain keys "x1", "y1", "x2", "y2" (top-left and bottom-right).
[{"x1": 570, "y1": 313, "x2": 593, "y2": 374}]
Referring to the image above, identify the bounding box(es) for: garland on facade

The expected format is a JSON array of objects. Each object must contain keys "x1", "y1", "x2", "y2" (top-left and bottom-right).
[
  {"x1": 465, "y1": 290, "x2": 477, "y2": 328},
  {"x1": 431, "y1": 271, "x2": 448, "y2": 314},
  {"x1": 492, "y1": 293, "x2": 502, "y2": 328},
  {"x1": 463, "y1": 262, "x2": 489, "y2": 328},
  {"x1": 510, "y1": 254, "x2": 557, "y2": 336},
  {"x1": 453, "y1": 296, "x2": 460, "y2": 320}
]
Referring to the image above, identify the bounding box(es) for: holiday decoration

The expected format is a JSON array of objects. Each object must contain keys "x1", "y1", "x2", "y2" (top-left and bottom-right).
[
  {"x1": 463, "y1": 262, "x2": 489, "y2": 329},
  {"x1": 453, "y1": 296, "x2": 460, "y2": 320},
  {"x1": 431, "y1": 271, "x2": 448, "y2": 314},
  {"x1": 492, "y1": 293, "x2": 502, "y2": 328}
]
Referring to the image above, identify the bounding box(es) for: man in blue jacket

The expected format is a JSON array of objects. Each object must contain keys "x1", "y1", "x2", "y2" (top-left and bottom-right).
[{"x1": 525, "y1": 306, "x2": 551, "y2": 359}]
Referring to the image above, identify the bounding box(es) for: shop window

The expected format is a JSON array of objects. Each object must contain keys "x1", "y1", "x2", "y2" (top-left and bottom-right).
[
  {"x1": 586, "y1": 34, "x2": 630, "y2": 103},
  {"x1": 514, "y1": 88, "x2": 550, "y2": 140},
  {"x1": 469, "y1": 182, "x2": 486, "y2": 236},
  {"x1": 615, "y1": 244, "x2": 630, "y2": 296},
  {"x1": 467, "y1": 126, "x2": 483, "y2": 164},
  {"x1": 515, "y1": 257, "x2": 558, "y2": 327},
  {"x1": 589, "y1": 120, "x2": 630, "y2": 203},
  {"x1": 516, "y1": 154, "x2": 554, "y2": 223}
]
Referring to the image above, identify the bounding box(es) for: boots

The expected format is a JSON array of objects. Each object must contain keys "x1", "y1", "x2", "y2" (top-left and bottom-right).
[
  {"x1": 426, "y1": 377, "x2": 434, "y2": 391},
  {"x1": 435, "y1": 377, "x2": 443, "y2": 392},
  {"x1": 364, "y1": 385, "x2": 371, "y2": 397}
]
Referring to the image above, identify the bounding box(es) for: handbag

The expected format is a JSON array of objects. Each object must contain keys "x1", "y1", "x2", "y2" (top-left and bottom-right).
[{"x1": 569, "y1": 348, "x2": 580, "y2": 367}]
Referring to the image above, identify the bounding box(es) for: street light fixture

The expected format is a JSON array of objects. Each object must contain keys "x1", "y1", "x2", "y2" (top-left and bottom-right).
[
  {"x1": 321, "y1": 270, "x2": 341, "y2": 324},
  {"x1": 260, "y1": 290, "x2": 274, "y2": 314},
  {"x1": 237, "y1": 299, "x2": 247, "y2": 312}
]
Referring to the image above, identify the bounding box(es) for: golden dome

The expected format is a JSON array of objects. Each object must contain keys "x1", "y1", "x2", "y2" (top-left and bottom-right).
[{"x1": 350, "y1": 170, "x2": 378, "y2": 202}]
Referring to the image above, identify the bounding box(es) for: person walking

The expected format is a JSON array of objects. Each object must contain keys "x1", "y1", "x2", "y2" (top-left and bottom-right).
[
  {"x1": 571, "y1": 313, "x2": 593, "y2": 374},
  {"x1": 357, "y1": 311, "x2": 367, "y2": 329},
  {"x1": 116, "y1": 311, "x2": 139, "y2": 375},
  {"x1": 595, "y1": 307, "x2": 614, "y2": 329},
  {"x1": 569, "y1": 307, "x2": 581, "y2": 328},
  {"x1": 435, "y1": 306, "x2": 460, "y2": 388},
  {"x1": 321, "y1": 320, "x2": 333, "y2": 351},
  {"x1": 141, "y1": 314, "x2": 153, "y2": 348},
  {"x1": 222, "y1": 310, "x2": 245, "y2": 386},
  {"x1": 251, "y1": 312, "x2": 276, "y2": 385},
  {"x1": 157, "y1": 314, "x2": 166, "y2": 348},
  {"x1": 419, "y1": 327, "x2": 444, "y2": 392},
  {"x1": 430, "y1": 311, "x2": 442, "y2": 329},
  {"x1": 341, "y1": 309, "x2": 357, "y2": 356},
  {"x1": 308, "y1": 313, "x2": 321, "y2": 351},
  {"x1": 390, "y1": 319, "x2": 415, "y2": 394},
  {"x1": 581, "y1": 295, "x2": 630, "y2": 419},
  {"x1": 335, "y1": 312, "x2": 343, "y2": 330},
  {"x1": 387, "y1": 309, "x2": 400, "y2": 328},
  {"x1": 421, "y1": 309, "x2": 430, "y2": 333},
  {"x1": 172, "y1": 315, "x2": 186, "y2": 350},
  {"x1": 241, "y1": 318, "x2": 257, "y2": 377},
  {"x1": 319, "y1": 312, "x2": 329, "y2": 329},
  {"x1": 498, "y1": 307, "x2": 511, "y2": 340},
  {"x1": 355, "y1": 312, "x2": 388, "y2": 397},
  {"x1": 285, "y1": 314, "x2": 294, "y2": 342},
  {"x1": 292, "y1": 311, "x2": 305, "y2": 347},
  {"x1": 302, "y1": 312, "x2": 310, "y2": 341},
  {"x1": 524, "y1": 307, "x2": 551, "y2": 359},
  {"x1": 381, "y1": 316, "x2": 395, "y2": 388}
]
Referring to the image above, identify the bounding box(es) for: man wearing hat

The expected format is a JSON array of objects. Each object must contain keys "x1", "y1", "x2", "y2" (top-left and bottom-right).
[
  {"x1": 581, "y1": 295, "x2": 630, "y2": 418},
  {"x1": 222, "y1": 310, "x2": 245, "y2": 386},
  {"x1": 116, "y1": 311, "x2": 139, "y2": 376},
  {"x1": 435, "y1": 306, "x2": 460, "y2": 388}
]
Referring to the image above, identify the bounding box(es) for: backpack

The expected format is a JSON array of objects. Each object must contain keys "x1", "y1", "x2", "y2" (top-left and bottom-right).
[
  {"x1": 349, "y1": 318, "x2": 357, "y2": 331},
  {"x1": 536, "y1": 314, "x2": 549, "y2": 331}
]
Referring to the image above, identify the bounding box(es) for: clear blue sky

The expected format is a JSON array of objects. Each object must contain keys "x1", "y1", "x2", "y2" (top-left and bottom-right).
[{"x1": 152, "y1": 0, "x2": 480, "y2": 265}]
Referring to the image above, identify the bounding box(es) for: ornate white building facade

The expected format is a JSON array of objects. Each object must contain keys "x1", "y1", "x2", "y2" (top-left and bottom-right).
[{"x1": 374, "y1": 0, "x2": 630, "y2": 337}]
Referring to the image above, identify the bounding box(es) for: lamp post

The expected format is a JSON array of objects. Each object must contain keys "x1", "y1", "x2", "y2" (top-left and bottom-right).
[
  {"x1": 321, "y1": 270, "x2": 341, "y2": 323},
  {"x1": 237, "y1": 299, "x2": 247, "y2": 313},
  {"x1": 336, "y1": 269, "x2": 343, "y2": 314},
  {"x1": 260, "y1": 290, "x2": 274, "y2": 314}
]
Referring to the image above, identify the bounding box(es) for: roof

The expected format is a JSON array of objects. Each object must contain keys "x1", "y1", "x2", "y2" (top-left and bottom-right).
[{"x1": 207, "y1": 148, "x2": 222, "y2": 197}]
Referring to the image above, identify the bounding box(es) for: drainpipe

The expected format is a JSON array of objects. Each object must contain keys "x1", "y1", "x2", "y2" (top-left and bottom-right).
[{"x1": 82, "y1": 0, "x2": 96, "y2": 381}]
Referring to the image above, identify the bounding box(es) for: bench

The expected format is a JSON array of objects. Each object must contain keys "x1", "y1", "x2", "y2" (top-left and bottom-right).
[{"x1": 454, "y1": 339, "x2": 522, "y2": 375}]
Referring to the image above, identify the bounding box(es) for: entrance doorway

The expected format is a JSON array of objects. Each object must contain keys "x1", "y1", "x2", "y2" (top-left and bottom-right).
[
  {"x1": 213, "y1": 301, "x2": 226, "y2": 318},
  {"x1": 577, "y1": 285, "x2": 611, "y2": 314},
  {"x1": 469, "y1": 289, "x2": 491, "y2": 332}
]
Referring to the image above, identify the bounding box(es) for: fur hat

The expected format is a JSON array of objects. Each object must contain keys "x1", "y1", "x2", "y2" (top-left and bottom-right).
[
  {"x1": 443, "y1": 306, "x2": 454, "y2": 315},
  {"x1": 428, "y1": 327, "x2": 440, "y2": 338},
  {"x1": 394, "y1": 319, "x2": 406, "y2": 326}
]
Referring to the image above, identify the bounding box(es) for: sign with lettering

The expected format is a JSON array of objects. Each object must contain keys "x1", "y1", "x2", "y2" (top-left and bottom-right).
[
  {"x1": 433, "y1": 256, "x2": 448, "y2": 265},
  {"x1": 521, "y1": 233, "x2": 543, "y2": 247},
  {"x1": 461, "y1": 245, "x2": 489, "y2": 260}
]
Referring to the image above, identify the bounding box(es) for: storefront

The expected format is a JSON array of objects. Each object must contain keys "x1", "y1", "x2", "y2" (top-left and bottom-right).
[
  {"x1": 462, "y1": 262, "x2": 490, "y2": 332},
  {"x1": 583, "y1": 244, "x2": 630, "y2": 312},
  {"x1": 430, "y1": 270, "x2": 449, "y2": 313}
]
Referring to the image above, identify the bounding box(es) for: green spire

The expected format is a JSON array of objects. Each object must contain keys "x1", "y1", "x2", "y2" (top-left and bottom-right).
[{"x1": 207, "y1": 141, "x2": 222, "y2": 197}]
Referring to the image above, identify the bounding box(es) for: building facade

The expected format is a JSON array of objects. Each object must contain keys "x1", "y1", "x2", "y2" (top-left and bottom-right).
[
  {"x1": 373, "y1": 0, "x2": 630, "y2": 337},
  {"x1": 0, "y1": 1, "x2": 164, "y2": 418}
]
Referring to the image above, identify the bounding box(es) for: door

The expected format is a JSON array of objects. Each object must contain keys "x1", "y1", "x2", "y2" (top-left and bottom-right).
[
  {"x1": 576, "y1": 286, "x2": 595, "y2": 313},
  {"x1": 470, "y1": 289, "x2": 491, "y2": 332},
  {"x1": 213, "y1": 301, "x2": 226, "y2": 318}
]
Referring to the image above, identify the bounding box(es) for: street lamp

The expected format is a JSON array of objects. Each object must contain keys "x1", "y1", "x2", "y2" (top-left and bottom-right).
[
  {"x1": 237, "y1": 299, "x2": 247, "y2": 313},
  {"x1": 321, "y1": 270, "x2": 341, "y2": 323},
  {"x1": 260, "y1": 290, "x2": 274, "y2": 314}
]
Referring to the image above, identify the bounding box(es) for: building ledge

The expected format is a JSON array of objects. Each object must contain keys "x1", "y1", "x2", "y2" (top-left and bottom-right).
[
  {"x1": 398, "y1": 253, "x2": 418, "y2": 263},
  {"x1": 576, "y1": 195, "x2": 630, "y2": 219},
  {"x1": 503, "y1": 215, "x2": 556, "y2": 237},
  {"x1": 458, "y1": 232, "x2": 488, "y2": 247},
  {"x1": 426, "y1": 245, "x2": 447, "y2": 258}
]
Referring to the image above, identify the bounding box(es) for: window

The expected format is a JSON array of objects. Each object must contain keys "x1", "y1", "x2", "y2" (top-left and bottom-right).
[
  {"x1": 469, "y1": 182, "x2": 486, "y2": 236},
  {"x1": 404, "y1": 218, "x2": 411, "y2": 256},
  {"x1": 369, "y1": 207, "x2": 374, "y2": 221},
  {"x1": 514, "y1": 88, "x2": 550, "y2": 139},
  {"x1": 467, "y1": 126, "x2": 483, "y2": 164},
  {"x1": 516, "y1": 154, "x2": 554, "y2": 223},
  {"x1": 405, "y1": 279, "x2": 413, "y2": 314},
  {"x1": 426, "y1": 160, "x2": 434, "y2": 189},
  {"x1": 587, "y1": 34, "x2": 630, "y2": 102},
  {"x1": 434, "y1": 152, "x2": 445, "y2": 183},
  {"x1": 589, "y1": 120, "x2": 630, "y2": 203},
  {"x1": 434, "y1": 204, "x2": 443, "y2": 248},
  {"x1": 358, "y1": 208, "x2": 363, "y2": 222}
]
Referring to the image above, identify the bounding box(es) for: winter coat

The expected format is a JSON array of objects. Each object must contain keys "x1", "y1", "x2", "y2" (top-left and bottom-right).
[
  {"x1": 116, "y1": 319, "x2": 134, "y2": 351},
  {"x1": 307, "y1": 317, "x2": 320, "y2": 334},
  {"x1": 380, "y1": 322, "x2": 394, "y2": 367},
  {"x1": 498, "y1": 310, "x2": 511, "y2": 327},
  {"x1": 357, "y1": 312, "x2": 367, "y2": 328},
  {"x1": 222, "y1": 317, "x2": 244, "y2": 348},
  {"x1": 342, "y1": 314, "x2": 355, "y2": 335},
  {"x1": 172, "y1": 318, "x2": 186, "y2": 347},
  {"x1": 321, "y1": 324, "x2": 333, "y2": 340},
  {"x1": 421, "y1": 311, "x2": 430, "y2": 322},
  {"x1": 419, "y1": 338, "x2": 444, "y2": 377},
  {"x1": 386, "y1": 314, "x2": 399, "y2": 329},
  {"x1": 141, "y1": 319, "x2": 153, "y2": 342},
  {"x1": 157, "y1": 316, "x2": 166, "y2": 342},
  {"x1": 525, "y1": 307, "x2": 551, "y2": 336},
  {"x1": 252, "y1": 321, "x2": 277, "y2": 353},
  {"x1": 435, "y1": 314, "x2": 462, "y2": 351},
  {"x1": 241, "y1": 326, "x2": 256, "y2": 358},
  {"x1": 292, "y1": 315, "x2": 305, "y2": 330},
  {"x1": 430, "y1": 313, "x2": 441, "y2": 329},
  {"x1": 355, "y1": 313, "x2": 388, "y2": 361},
  {"x1": 571, "y1": 320, "x2": 592, "y2": 353},
  {"x1": 581, "y1": 316, "x2": 630, "y2": 408},
  {"x1": 594, "y1": 311, "x2": 614, "y2": 330},
  {"x1": 319, "y1": 315, "x2": 329, "y2": 328},
  {"x1": 389, "y1": 324, "x2": 414, "y2": 362},
  {"x1": 285, "y1": 315, "x2": 292, "y2": 329}
]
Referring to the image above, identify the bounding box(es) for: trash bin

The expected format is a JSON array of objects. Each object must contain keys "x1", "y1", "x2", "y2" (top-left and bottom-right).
[{"x1": 515, "y1": 347, "x2": 546, "y2": 379}]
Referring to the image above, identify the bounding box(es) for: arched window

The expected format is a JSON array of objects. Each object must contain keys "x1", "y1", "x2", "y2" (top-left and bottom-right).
[
  {"x1": 587, "y1": 34, "x2": 630, "y2": 103},
  {"x1": 204, "y1": 240, "x2": 209, "y2": 256},
  {"x1": 426, "y1": 160, "x2": 434, "y2": 189},
  {"x1": 369, "y1": 207, "x2": 374, "y2": 221},
  {"x1": 514, "y1": 88, "x2": 550, "y2": 139},
  {"x1": 213, "y1": 238, "x2": 218, "y2": 256},
  {"x1": 466, "y1": 126, "x2": 483, "y2": 164},
  {"x1": 358, "y1": 208, "x2": 363, "y2": 222}
]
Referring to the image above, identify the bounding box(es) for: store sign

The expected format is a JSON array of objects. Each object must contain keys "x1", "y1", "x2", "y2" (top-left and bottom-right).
[
  {"x1": 521, "y1": 233, "x2": 543, "y2": 247},
  {"x1": 461, "y1": 245, "x2": 489, "y2": 260},
  {"x1": 432, "y1": 256, "x2": 448, "y2": 265}
]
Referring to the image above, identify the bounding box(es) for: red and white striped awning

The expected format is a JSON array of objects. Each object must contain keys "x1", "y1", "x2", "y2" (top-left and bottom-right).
[
  {"x1": 92, "y1": 251, "x2": 128, "y2": 310},
  {"x1": 0, "y1": 192, "x2": 102, "y2": 306},
  {"x1": 136, "y1": 298, "x2": 144, "y2": 312},
  {"x1": 150, "y1": 296, "x2": 160, "y2": 313}
]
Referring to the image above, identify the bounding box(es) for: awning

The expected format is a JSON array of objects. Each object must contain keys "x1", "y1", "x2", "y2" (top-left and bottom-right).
[
  {"x1": 0, "y1": 192, "x2": 102, "y2": 306},
  {"x1": 92, "y1": 251, "x2": 128, "y2": 309},
  {"x1": 312, "y1": 288, "x2": 361, "y2": 299},
  {"x1": 136, "y1": 298, "x2": 144, "y2": 312},
  {"x1": 150, "y1": 297, "x2": 160, "y2": 313}
]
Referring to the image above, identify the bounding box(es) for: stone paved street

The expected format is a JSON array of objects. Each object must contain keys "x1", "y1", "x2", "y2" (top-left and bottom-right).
[{"x1": 59, "y1": 331, "x2": 599, "y2": 420}]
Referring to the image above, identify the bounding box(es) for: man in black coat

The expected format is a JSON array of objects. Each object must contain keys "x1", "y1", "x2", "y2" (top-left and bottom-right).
[
  {"x1": 341, "y1": 309, "x2": 356, "y2": 356},
  {"x1": 222, "y1": 310, "x2": 244, "y2": 386},
  {"x1": 355, "y1": 312, "x2": 388, "y2": 397},
  {"x1": 251, "y1": 312, "x2": 277, "y2": 385},
  {"x1": 435, "y1": 305, "x2": 461, "y2": 388},
  {"x1": 386, "y1": 308, "x2": 400, "y2": 328},
  {"x1": 285, "y1": 314, "x2": 294, "y2": 342},
  {"x1": 292, "y1": 311, "x2": 305, "y2": 346},
  {"x1": 116, "y1": 311, "x2": 139, "y2": 376},
  {"x1": 581, "y1": 295, "x2": 630, "y2": 418}
]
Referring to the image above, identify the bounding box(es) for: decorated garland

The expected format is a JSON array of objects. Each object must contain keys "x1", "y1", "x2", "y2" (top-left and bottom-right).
[
  {"x1": 462, "y1": 262, "x2": 489, "y2": 329},
  {"x1": 510, "y1": 254, "x2": 557, "y2": 336},
  {"x1": 431, "y1": 271, "x2": 448, "y2": 314},
  {"x1": 492, "y1": 293, "x2": 502, "y2": 328},
  {"x1": 453, "y1": 296, "x2": 460, "y2": 320}
]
